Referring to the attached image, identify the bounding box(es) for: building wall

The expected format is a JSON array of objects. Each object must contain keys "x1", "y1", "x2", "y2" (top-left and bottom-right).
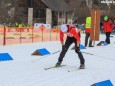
[{"x1": 16, "y1": 0, "x2": 73, "y2": 26}]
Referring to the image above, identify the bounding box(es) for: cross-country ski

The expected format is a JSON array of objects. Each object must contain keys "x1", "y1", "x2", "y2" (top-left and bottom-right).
[{"x1": 44, "y1": 65, "x2": 66, "y2": 70}]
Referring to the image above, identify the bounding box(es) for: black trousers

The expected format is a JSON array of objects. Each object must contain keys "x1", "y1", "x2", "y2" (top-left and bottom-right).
[
  {"x1": 58, "y1": 36, "x2": 85, "y2": 64},
  {"x1": 85, "y1": 33, "x2": 92, "y2": 47},
  {"x1": 105, "y1": 32, "x2": 111, "y2": 44}
]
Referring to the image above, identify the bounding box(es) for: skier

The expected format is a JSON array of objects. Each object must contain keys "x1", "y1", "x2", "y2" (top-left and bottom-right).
[
  {"x1": 103, "y1": 16, "x2": 114, "y2": 44},
  {"x1": 55, "y1": 24, "x2": 85, "y2": 69}
]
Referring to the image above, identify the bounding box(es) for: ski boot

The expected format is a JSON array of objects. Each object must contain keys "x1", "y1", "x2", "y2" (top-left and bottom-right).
[
  {"x1": 89, "y1": 45, "x2": 94, "y2": 47},
  {"x1": 79, "y1": 64, "x2": 85, "y2": 69},
  {"x1": 55, "y1": 61, "x2": 62, "y2": 67}
]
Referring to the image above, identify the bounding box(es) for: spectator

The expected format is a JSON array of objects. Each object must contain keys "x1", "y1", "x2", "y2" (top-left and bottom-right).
[
  {"x1": 84, "y1": 17, "x2": 93, "y2": 47},
  {"x1": 103, "y1": 16, "x2": 114, "y2": 44}
]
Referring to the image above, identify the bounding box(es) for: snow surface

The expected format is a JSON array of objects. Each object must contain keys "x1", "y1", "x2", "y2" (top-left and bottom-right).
[{"x1": 0, "y1": 34, "x2": 115, "y2": 86}]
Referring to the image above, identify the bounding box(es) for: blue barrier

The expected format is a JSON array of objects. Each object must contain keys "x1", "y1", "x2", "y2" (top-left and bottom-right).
[
  {"x1": 32, "y1": 48, "x2": 51, "y2": 56},
  {"x1": 71, "y1": 44, "x2": 86, "y2": 50},
  {"x1": 80, "y1": 44, "x2": 86, "y2": 49},
  {"x1": 97, "y1": 41, "x2": 108, "y2": 46},
  {"x1": 101, "y1": 41, "x2": 108, "y2": 46},
  {"x1": 91, "y1": 80, "x2": 113, "y2": 86},
  {"x1": 0, "y1": 53, "x2": 13, "y2": 61}
]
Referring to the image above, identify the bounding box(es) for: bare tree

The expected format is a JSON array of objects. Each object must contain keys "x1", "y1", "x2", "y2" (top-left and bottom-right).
[
  {"x1": 0, "y1": 0, "x2": 17, "y2": 24},
  {"x1": 13, "y1": 0, "x2": 28, "y2": 23},
  {"x1": 0, "y1": 0, "x2": 28, "y2": 24}
]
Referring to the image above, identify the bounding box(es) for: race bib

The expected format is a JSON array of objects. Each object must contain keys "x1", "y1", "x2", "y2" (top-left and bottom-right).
[{"x1": 67, "y1": 33, "x2": 73, "y2": 37}]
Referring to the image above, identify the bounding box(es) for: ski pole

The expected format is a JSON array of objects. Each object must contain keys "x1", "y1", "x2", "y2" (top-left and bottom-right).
[
  {"x1": 52, "y1": 50, "x2": 61, "y2": 54},
  {"x1": 71, "y1": 47, "x2": 115, "y2": 61},
  {"x1": 81, "y1": 51, "x2": 115, "y2": 61},
  {"x1": 81, "y1": 52, "x2": 94, "y2": 55},
  {"x1": 31, "y1": 50, "x2": 61, "y2": 63}
]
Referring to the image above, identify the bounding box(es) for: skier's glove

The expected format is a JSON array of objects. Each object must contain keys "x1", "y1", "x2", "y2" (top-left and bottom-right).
[
  {"x1": 62, "y1": 45, "x2": 66, "y2": 51},
  {"x1": 75, "y1": 47, "x2": 80, "y2": 53}
]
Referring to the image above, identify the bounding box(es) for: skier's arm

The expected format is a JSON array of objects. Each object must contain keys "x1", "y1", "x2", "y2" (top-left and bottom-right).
[
  {"x1": 71, "y1": 29, "x2": 80, "y2": 47},
  {"x1": 60, "y1": 31, "x2": 64, "y2": 46},
  {"x1": 77, "y1": 41, "x2": 80, "y2": 47},
  {"x1": 72, "y1": 29, "x2": 80, "y2": 47},
  {"x1": 77, "y1": 30, "x2": 81, "y2": 47},
  {"x1": 109, "y1": 20, "x2": 114, "y2": 30}
]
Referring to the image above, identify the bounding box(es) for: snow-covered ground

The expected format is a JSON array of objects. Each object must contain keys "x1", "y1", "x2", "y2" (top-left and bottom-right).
[{"x1": 0, "y1": 33, "x2": 115, "y2": 86}]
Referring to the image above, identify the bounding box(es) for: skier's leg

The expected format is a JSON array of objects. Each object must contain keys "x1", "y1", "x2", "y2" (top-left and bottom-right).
[
  {"x1": 88, "y1": 33, "x2": 93, "y2": 47},
  {"x1": 57, "y1": 37, "x2": 73, "y2": 65},
  {"x1": 105, "y1": 32, "x2": 108, "y2": 43},
  {"x1": 75, "y1": 47, "x2": 85, "y2": 64},
  {"x1": 85, "y1": 33, "x2": 90, "y2": 47},
  {"x1": 105, "y1": 32, "x2": 111, "y2": 44},
  {"x1": 107, "y1": 32, "x2": 111, "y2": 44},
  {"x1": 73, "y1": 38, "x2": 85, "y2": 68},
  {"x1": 89, "y1": 40, "x2": 93, "y2": 47}
]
